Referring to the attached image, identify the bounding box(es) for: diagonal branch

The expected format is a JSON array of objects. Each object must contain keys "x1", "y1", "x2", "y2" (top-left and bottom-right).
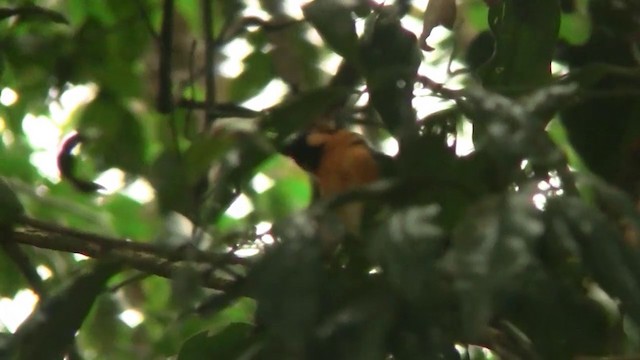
[{"x1": 13, "y1": 217, "x2": 245, "y2": 290}]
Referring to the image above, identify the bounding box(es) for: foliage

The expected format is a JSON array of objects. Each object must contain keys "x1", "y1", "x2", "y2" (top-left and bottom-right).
[{"x1": 0, "y1": 0, "x2": 640, "y2": 359}]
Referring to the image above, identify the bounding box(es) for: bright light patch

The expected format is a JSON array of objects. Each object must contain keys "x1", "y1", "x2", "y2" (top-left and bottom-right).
[
  {"x1": 412, "y1": 0, "x2": 429, "y2": 9},
  {"x1": 219, "y1": 59, "x2": 244, "y2": 78},
  {"x1": 446, "y1": 133, "x2": 455, "y2": 147},
  {"x1": 36, "y1": 265, "x2": 53, "y2": 280},
  {"x1": 400, "y1": 15, "x2": 424, "y2": 38},
  {"x1": 94, "y1": 168, "x2": 126, "y2": 194},
  {"x1": 2, "y1": 129, "x2": 14, "y2": 146},
  {"x1": 119, "y1": 309, "x2": 144, "y2": 328},
  {"x1": 30, "y1": 151, "x2": 61, "y2": 181},
  {"x1": 549, "y1": 174, "x2": 561, "y2": 188},
  {"x1": 532, "y1": 193, "x2": 547, "y2": 210},
  {"x1": 260, "y1": 233, "x2": 275, "y2": 244},
  {"x1": 52, "y1": 83, "x2": 98, "y2": 126},
  {"x1": 454, "y1": 344, "x2": 467, "y2": 356},
  {"x1": 538, "y1": 181, "x2": 551, "y2": 191},
  {"x1": 0, "y1": 117, "x2": 5, "y2": 132},
  {"x1": 235, "y1": 247, "x2": 260, "y2": 258},
  {"x1": 251, "y1": 173, "x2": 275, "y2": 194},
  {"x1": 381, "y1": 137, "x2": 399, "y2": 156},
  {"x1": 220, "y1": 38, "x2": 254, "y2": 78},
  {"x1": 455, "y1": 120, "x2": 475, "y2": 156},
  {"x1": 122, "y1": 178, "x2": 156, "y2": 203},
  {"x1": 354, "y1": 91, "x2": 369, "y2": 107},
  {"x1": 242, "y1": 0, "x2": 270, "y2": 19},
  {"x1": 23, "y1": 114, "x2": 61, "y2": 149},
  {"x1": 355, "y1": 17, "x2": 366, "y2": 37},
  {"x1": 0, "y1": 289, "x2": 39, "y2": 333},
  {"x1": 226, "y1": 193, "x2": 254, "y2": 219},
  {"x1": 283, "y1": 0, "x2": 311, "y2": 19},
  {"x1": 551, "y1": 61, "x2": 569, "y2": 77},
  {"x1": 318, "y1": 52, "x2": 342, "y2": 75},
  {"x1": 222, "y1": 38, "x2": 253, "y2": 60},
  {"x1": 242, "y1": 79, "x2": 289, "y2": 111},
  {"x1": 0, "y1": 88, "x2": 18, "y2": 106},
  {"x1": 73, "y1": 253, "x2": 89, "y2": 261},
  {"x1": 305, "y1": 27, "x2": 324, "y2": 46},
  {"x1": 256, "y1": 221, "x2": 273, "y2": 235},
  {"x1": 23, "y1": 114, "x2": 62, "y2": 180}
]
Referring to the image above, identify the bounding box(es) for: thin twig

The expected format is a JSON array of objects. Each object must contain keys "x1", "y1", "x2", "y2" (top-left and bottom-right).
[
  {"x1": 133, "y1": 0, "x2": 159, "y2": 41},
  {"x1": 157, "y1": 0, "x2": 175, "y2": 114},
  {"x1": 202, "y1": 0, "x2": 216, "y2": 123}
]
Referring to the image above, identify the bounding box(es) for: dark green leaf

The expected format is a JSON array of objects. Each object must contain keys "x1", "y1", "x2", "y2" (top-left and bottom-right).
[
  {"x1": 548, "y1": 196, "x2": 640, "y2": 325},
  {"x1": 183, "y1": 134, "x2": 234, "y2": 185},
  {"x1": 228, "y1": 48, "x2": 273, "y2": 102},
  {"x1": 369, "y1": 205, "x2": 445, "y2": 300},
  {"x1": 479, "y1": 0, "x2": 560, "y2": 93},
  {"x1": 148, "y1": 150, "x2": 194, "y2": 216},
  {"x1": 303, "y1": 0, "x2": 360, "y2": 64},
  {"x1": 177, "y1": 323, "x2": 256, "y2": 360},
  {"x1": 0, "y1": 178, "x2": 24, "y2": 228},
  {"x1": 444, "y1": 188, "x2": 544, "y2": 338},
  {"x1": 77, "y1": 93, "x2": 146, "y2": 174},
  {"x1": 360, "y1": 10, "x2": 421, "y2": 134},
  {"x1": 10, "y1": 260, "x2": 122, "y2": 360},
  {"x1": 261, "y1": 87, "x2": 351, "y2": 145},
  {"x1": 246, "y1": 214, "x2": 324, "y2": 353}
]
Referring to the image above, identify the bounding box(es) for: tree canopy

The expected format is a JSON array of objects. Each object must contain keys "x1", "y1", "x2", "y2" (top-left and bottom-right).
[{"x1": 1, "y1": 0, "x2": 640, "y2": 359}]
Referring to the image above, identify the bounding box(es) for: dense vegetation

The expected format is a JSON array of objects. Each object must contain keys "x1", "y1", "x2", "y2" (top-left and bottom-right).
[{"x1": 1, "y1": 0, "x2": 640, "y2": 359}]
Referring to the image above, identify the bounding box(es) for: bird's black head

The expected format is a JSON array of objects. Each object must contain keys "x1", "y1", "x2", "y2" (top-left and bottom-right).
[{"x1": 282, "y1": 132, "x2": 324, "y2": 173}]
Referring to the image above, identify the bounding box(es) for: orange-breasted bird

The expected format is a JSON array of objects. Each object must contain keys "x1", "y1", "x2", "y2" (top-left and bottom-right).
[{"x1": 282, "y1": 128, "x2": 394, "y2": 235}]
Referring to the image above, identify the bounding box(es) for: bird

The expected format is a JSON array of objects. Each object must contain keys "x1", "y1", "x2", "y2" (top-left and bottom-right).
[{"x1": 282, "y1": 127, "x2": 394, "y2": 235}]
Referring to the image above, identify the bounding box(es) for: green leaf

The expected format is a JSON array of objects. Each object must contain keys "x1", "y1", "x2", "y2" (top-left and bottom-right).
[
  {"x1": 246, "y1": 215, "x2": 324, "y2": 352},
  {"x1": 444, "y1": 188, "x2": 544, "y2": 338},
  {"x1": 261, "y1": 87, "x2": 351, "y2": 145},
  {"x1": 183, "y1": 134, "x2": 234, "y2": 185},
  {"x1": 303, "y1": 0, "x2": 360, "y2": 64},
  {"x1": 10, "y1": 260, "x2": 122, "y2": 360},
  {"x1": 360, "y1": 10, "x2": 421, "y2": 134},
  {"x1": 560, "y1": 11, "x2": 591, "y2": 46},
  {"x1": 228, "y1": 47, "x2": 273, "y2": 102},
  {"x1": 102, "y1": 194, "x2": 159, "y2": 240},
  {"x1": 479, "y1": 0, "x2": 560, "y2": 93},
  {"x1": 369, "y1": 205, "x2": 445, "y2": 300},
  {"x1": 0, "y1": 178, "x2": 24, "y2": 228},
  {"x1": 177, "y1": 323, "x2": 257, "y2": 360},
  {"x1": 0, "y1": 249, "x2": 27, "y2": 296},
  {"x1": 148, "y1": 150, "x2": 194, "y2": 216},
  {"x1": 548, "y1": 196, "x2": 640, "y2": 325},
  {"x1": 78, "y1": 93, "x2": 146, "y2": 174}
]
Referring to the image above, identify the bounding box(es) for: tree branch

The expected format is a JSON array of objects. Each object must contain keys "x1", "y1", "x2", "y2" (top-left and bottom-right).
[
  {"x1": 13, "y1": 217, "x2": 244, "y2": 290},
  {"x1": 202, "y1": 0, "x2": 216, "y2": 123}
]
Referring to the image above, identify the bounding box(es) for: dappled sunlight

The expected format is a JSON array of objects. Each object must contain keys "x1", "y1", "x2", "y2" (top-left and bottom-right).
[
  {"x1": 36, "y1": 265, "x2": 53, "y2": 281},
  {"x1": 241, "y1": 79, "x2": 289, "y2": 111},
  {"x1": 119, "y1": 309, "x2": 144, "y2": 328},
  {"x1": 381, "y1": 136, "x2": 399, "y2": 157},
  {"x1": 2, "y1": 0, "x2": 630, "y2": 358},
  {"x1": 94, "y1": 168, "x2": 126, "y2": 195},
  {"x1": 0, "y1": 290, "x2": 39, "y2": 333},
  {"x1": 251, "y1": 172, "x2": 275, "y2": 194},
  {"x1": 226, "y1": 193, "x2": 254, "y2": 219},
  {"x1": 0, "y1": 87, "x2": 18, "y2": 106}
]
